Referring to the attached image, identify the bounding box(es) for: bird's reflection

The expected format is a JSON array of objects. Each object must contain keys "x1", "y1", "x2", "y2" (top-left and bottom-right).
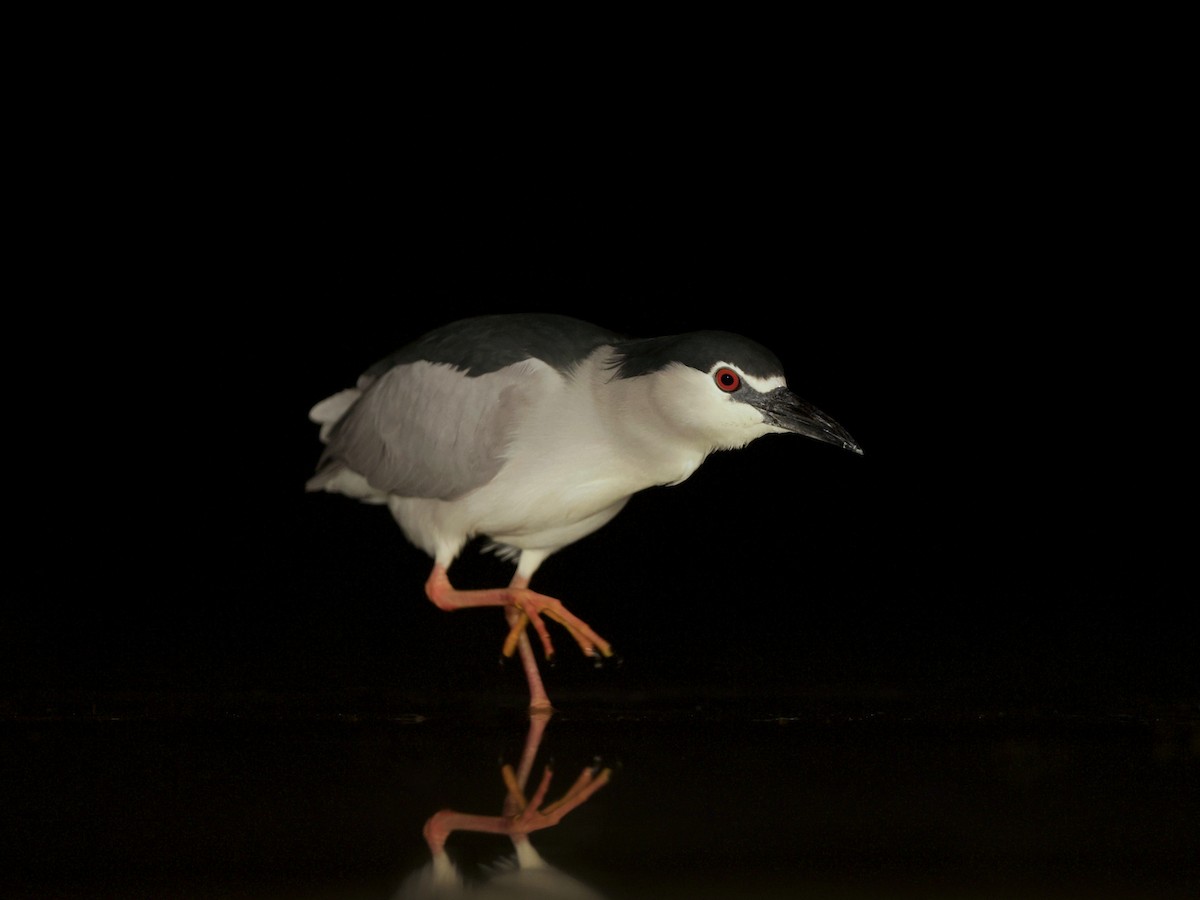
[{"x1": 393, "y1": 712, "x2": 611, "y2": 899}]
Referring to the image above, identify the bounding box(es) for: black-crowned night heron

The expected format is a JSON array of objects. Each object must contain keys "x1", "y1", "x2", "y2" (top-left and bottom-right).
[{"x1": 307, "y1": 313, "x2": 861, "y2": 709}]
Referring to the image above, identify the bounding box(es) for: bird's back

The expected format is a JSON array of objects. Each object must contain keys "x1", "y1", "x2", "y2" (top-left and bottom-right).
[
  {"x1": 307, "y1": 314, "x2": 626, "y2": 505},
  {"x1": 362, "y1": 314, "x2": 624, "y2": 380}
]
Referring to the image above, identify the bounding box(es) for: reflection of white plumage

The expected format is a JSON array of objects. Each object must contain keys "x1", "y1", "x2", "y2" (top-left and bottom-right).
[
  {"x1": 395, "y1": 839, "x2": 608, "y2": 900},
  {"x1": 309, "y1": 314, "x2": 861, "y2": 708}
]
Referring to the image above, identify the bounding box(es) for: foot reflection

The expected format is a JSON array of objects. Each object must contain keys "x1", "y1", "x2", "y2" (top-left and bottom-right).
[{"x1": 394, "y1": 711, "x2": 612, "y2": 899}]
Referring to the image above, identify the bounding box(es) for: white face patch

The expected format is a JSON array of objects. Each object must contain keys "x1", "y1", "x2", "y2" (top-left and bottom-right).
[{"x1": 708, "y1": 362, "x2": 786, "y2": 393}]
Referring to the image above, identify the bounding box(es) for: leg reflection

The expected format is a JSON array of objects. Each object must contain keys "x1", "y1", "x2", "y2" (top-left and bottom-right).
[{"x1": 395, "y1": 710, "x2": 612, "y2": 899}]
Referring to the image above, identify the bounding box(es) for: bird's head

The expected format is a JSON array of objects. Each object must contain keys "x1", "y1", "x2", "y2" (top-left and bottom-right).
[{"x1": 609, "y1": 330, "x2": 863, "y2": 455}]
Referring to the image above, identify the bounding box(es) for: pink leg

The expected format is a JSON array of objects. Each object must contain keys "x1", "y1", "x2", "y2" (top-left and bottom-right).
[
  {"x1": 505, "y1": 573, "x2": 553, "y2": 710},
  {"x1": 424, "y1": 564, "x2": 613, "y2": 663}
]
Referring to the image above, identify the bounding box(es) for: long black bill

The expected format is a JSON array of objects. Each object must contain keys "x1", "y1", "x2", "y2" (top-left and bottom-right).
[{"x1": 759, "y1": 387, "x2": 863, "y2": 455}]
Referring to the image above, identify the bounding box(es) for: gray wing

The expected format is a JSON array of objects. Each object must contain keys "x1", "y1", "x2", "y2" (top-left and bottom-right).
[{"x1": 312, "y1": 359, "x2": 543, "y2": 500}]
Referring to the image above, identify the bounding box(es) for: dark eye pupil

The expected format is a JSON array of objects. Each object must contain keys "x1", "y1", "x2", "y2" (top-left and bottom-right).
[{"x1": 721, "y1": 373, "x2": 735, "y2": 386}]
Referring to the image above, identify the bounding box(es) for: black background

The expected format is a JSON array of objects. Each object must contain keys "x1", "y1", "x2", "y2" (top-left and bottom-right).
[
  {"x1": 4, "y1": 33, "x2": 1191, "y2": 716},
  {"x1": 3, "y1": 27, "x2": 1196, "y2": 900}
]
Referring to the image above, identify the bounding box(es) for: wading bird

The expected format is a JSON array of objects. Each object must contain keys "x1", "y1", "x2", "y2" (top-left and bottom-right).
[{"x1": 308, "y1": 313, "x2": 861, "y2": 708}]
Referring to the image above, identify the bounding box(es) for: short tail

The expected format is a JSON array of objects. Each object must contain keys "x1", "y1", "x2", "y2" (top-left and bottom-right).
[{"x1": 308, "y1": 389, "x2": 361, "y2": 443}]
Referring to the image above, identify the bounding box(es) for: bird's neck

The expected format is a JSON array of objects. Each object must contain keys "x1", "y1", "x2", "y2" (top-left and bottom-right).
[{"x1": 589, "y1": 361, "x2": 715, "y2": 487}]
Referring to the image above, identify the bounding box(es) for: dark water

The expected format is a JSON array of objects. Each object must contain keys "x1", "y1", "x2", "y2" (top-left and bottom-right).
[
  {"x1": 5, "y1": 679, "x2": 1197, "y2": 900},
  {"x1": 7, "y1": 428, "x2": 1195, "y2": 898},
  {"x1": 14, "y1": 54, "x2": 1194, "y2": 897}
]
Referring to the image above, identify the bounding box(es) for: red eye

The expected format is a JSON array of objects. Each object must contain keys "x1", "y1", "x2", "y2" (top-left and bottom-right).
[{"x1": 714, "y1": 367, "x2": 740, "y2": 392}]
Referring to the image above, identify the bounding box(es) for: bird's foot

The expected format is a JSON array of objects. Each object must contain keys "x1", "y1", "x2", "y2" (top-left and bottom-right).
[
  {"x1": 501, "y1": 759, "x2": 612, "y2": 833},
  {"x1": 424, "y1": 566, "x2": 612, "y2": 671},
  {"x1": 422, "y1": 759, "x2": 611, "y2": 851},
  {"x1": 503, "y1": 589, "x2": 614, "y2": 663}
]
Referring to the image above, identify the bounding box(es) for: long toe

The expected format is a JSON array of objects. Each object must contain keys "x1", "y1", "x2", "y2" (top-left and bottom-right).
[{"x1": 506, "y1": 589, "x2": 613, "y2": 661}]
